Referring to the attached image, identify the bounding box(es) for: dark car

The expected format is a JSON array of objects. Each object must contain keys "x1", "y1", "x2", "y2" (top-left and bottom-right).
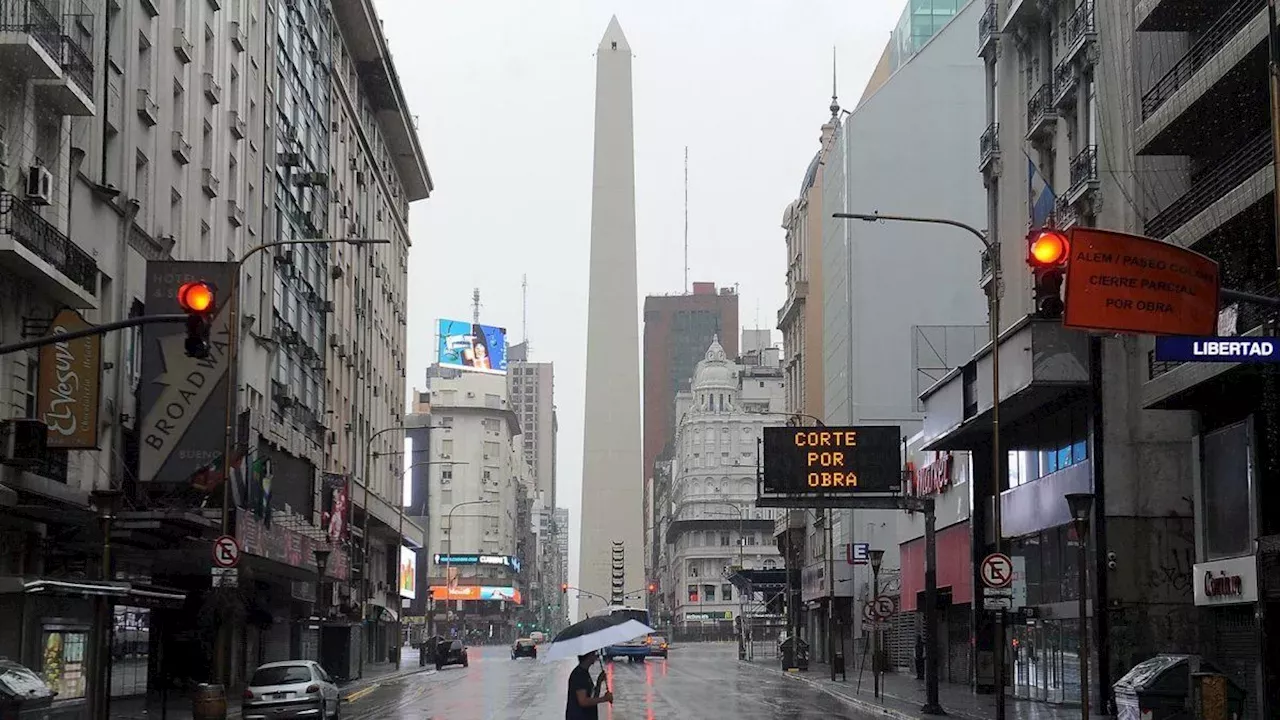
[
  {"x1": 647, "y1": 635, "x2": 669, "y2": 658},
  {"x1": 435, "y1": 640, "x2": 468, "y2": 670},
  {"x1": 511, "y1": 638, "x2": 537, "y2": 660}
]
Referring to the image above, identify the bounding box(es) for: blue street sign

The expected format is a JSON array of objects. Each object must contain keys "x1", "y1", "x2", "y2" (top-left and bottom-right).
[
  {"x1": 847, "y1": 542, "x2": 869, "y2": 565},
  {"x1": 1154, "y1": 337, "x2": 1279, "y2": 363}
]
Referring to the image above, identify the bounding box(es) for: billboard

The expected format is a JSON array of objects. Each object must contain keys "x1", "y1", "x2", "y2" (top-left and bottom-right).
[
  {"x1": 428, "y1": 585, "x2": 523, "y2": 604},
  {"x1": 761, "y1": 425, "x2": 902, "y2": 494},
  {"x1": 437, "y1": 319, "x2": 508, "y2": 374},
  {"x1": 139, "y1": 260, "x2": 235, "y2": 483},
  {"x1": 432, "y1": 553, "x2": 521, "y2": 573},
  {"x1": 37, "y1": 309, "x2": 102, "y2": 449},
  {"x1": 400, "y1": 546, "x2": 417, "y2": 599}
]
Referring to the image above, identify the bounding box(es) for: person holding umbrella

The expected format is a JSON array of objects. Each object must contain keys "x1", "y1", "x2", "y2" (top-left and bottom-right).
[{"x1": 566, "y1": 650, "x2": 612, "y2": 719}]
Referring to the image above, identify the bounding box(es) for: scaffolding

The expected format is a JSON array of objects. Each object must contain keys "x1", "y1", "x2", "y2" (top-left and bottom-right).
[{"x1": 727, "y1": 569, "x2": 788, "y2": 661}]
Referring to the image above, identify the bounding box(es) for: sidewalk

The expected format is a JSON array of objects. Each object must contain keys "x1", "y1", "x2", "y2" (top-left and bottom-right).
[
  {"x1": 741, "y1": 659, "x2": 1084, "y2": 720},
  {"x1": 108, "y1": 649, "x2": 434, "y2": 719}
]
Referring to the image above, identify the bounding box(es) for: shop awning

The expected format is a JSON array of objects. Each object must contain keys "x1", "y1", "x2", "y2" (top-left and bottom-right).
[
  {"x1": 899, "y1": 522, "x2": 972, "y2": 611},
  {"x1": 0, "y1": 576, "x2": 187, "y2": 607},
  {"x1": 364, "y1": 602, "x2": 398, "y2": 623}
]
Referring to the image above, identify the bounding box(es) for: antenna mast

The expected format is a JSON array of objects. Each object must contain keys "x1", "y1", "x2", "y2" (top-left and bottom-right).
[
  {"x1": 522, "y1": 274, "x2": 528, "y2": 344},
  {"x1": 472, "y1": 288, "x2": 481, "y2": 324},
  {"x1": 684, "y1": 146, "x2": 689, "y2": 294}
]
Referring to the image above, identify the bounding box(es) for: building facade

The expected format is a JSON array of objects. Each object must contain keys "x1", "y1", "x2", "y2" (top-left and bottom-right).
[
  {"x1": 508, "y1": 341, "x2": 556, "y2": 509},
  {"x1": 643, "y1": 282, "x2": 739, "y2": 592},
  {"x1": 416, "y1": 367, "x2": 527, "y2": 641},
  {"x1": 661, "y1": 338, "x2": 784, "y2": 632},
  {"x1": 0, "y1": 0, "x2": 429, "y2": 704}
]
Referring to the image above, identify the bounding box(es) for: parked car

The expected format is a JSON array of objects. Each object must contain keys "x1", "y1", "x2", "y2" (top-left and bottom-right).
[
  {"x1": 647, "y1": 635, "x2": 669, "y2": 658},
  {"x1": 436, "y1": 639, "x2": 469, "y2": 670},
  {"x1": 512, "y1": 638, "x2": 538, "y2": 660},
  {"x1": 242, "y1": 660, "x2": 341, "y2": 720}
]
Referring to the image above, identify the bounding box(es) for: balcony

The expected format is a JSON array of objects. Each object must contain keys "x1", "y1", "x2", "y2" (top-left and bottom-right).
[
  {"x1": 978, "y1": 122, "x2": 1000, "y2": 173},
  {"x1": 1026, "y1": 84, "x2": 1057, "y2": 140},
  {"x1": 1053, "y1": 195, "x2": 1080, "y2": 230},
  {"x1": 977, "y1": 2, "x2": 998, "y2": 58},
  {"x1": 1140, "y1": 0, "x2": 1263, "y2": 121},
  {"x1": 1143, "y1": 131, "x2": 1270, "y2": 239},
  {"x1": 171, "y1": 130, "x2": 191, "y2": 164},
  {"x1": 202, "y1": 72, "x2": 222, "y2": 104},
  {"x1": 0, "y1": 192, "x2": 98, "y2": 308},
  {"x1": 1064, "y1": 145, "x2": 1099, "y2": 206},
  {"x1": 229, "y1": 20, "x2": 245, "y2": 51},
  {"x1": 776, "y1": 280, "x2": 808, "y2": 329},
  {"x1": 33, "y1": 29, "x2": 94, "y2": 116},
  {"x1": 228, "y1": 110, "x2": 246, "y2": 139},
  {"x1": 201, "y1": 167, "x2": 220, "y2": 197},
  {"x1": 1052, "y1": 59, "x2": 1078, "y2": 109},
  {"x1": 0, "y1": 0, "x2": 61, "y2": 78},
  {"x1": 1062, "y1": 1, "x2": 1096, "y2": 67},
  {"x1": 136, "y1": 88, "x2": 158, "y2": 126},
  {"x1": 173, "y1": 26, "x2": 192, "y2": 63}
]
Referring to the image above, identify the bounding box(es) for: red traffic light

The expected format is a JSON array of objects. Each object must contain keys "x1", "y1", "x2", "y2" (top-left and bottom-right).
[
  {"x1": 1028, "y1": 230, "x2": 1069, "y2": 267},
  {"x1": 560, "y1": 583, "x2": 568, "y2": 593},
  {"x1": 647, "y1": 583, "x2": 656, "y2": 593},
  {"x1": 178, "y1": 281, "x2": 216, "y2": 313}
]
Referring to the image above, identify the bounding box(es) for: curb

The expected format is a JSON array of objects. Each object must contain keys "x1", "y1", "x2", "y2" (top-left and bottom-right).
[
  {"x1": 738, "y1": 660, "x2": 922, "y2": 720},
  {"x1": 340, "y1": 665, "x2": 436, "y2": 701}
]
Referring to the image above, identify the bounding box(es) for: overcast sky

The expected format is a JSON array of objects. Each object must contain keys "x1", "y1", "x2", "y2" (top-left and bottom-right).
[{"x1": 377, "y1": 0, "x2": 908, "y2": 603}]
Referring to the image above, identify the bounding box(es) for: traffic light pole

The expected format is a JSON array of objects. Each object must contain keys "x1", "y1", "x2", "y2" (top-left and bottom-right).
[
  {"x1": 0, "y1": 314, "x2": 187, "y2": 356},
  {"x1": 834, "y1": 210, "x2": 994, "y2": 717}
]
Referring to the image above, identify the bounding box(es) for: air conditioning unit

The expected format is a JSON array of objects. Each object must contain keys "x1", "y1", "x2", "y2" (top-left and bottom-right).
[
  {"x1": 25, "y1": 166, "x2": 53, "y2": 206},
  {"x1": 0, "y1": 418, "x2": 46, "y2": 466}
]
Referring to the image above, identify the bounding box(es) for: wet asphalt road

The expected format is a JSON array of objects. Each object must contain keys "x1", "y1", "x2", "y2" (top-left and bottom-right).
[{"x1": 341, "y1": 642, "x2": 880, "y2": 719}]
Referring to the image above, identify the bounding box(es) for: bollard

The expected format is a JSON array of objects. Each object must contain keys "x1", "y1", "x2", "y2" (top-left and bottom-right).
[{"x1": 192, "y1": 683, "x2": 227, "y2": 720}]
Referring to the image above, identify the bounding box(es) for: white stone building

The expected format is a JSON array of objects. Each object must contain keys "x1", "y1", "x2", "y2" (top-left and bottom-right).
[{"x1": 663, "y1": 338, "x2": 785, "y2": 629}]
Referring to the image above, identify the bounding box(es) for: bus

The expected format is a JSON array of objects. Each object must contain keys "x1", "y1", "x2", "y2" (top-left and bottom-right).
[{"x1": 589, "y1": 605, "x2": 653, "y2": 662}]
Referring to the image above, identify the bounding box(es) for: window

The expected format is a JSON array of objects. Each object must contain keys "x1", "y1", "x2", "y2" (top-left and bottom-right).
[
  {"x1": 1201, "y1": 421, "x2": 1254, "y2": 561},
  {"x1": 41, "y1": 627, "x2": 88, "y2": 700},
  {"x1": 721, "y1": 584, "x2": 732, "y2": 601}
]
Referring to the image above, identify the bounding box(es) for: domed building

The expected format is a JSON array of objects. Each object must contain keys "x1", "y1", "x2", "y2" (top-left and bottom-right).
[{"x1": 658, "y1": 337, "x2": 788, "y2": 635}]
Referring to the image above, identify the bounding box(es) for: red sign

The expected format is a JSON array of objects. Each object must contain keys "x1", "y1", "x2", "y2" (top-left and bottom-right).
[
  {"x1": 236, "y1": 511, "x2": 350, "y2": 580},
  {"x1": 1062, "y1": 228, "x2": 1220, "y2": 336},
  {"x1": 907, "y1": 452, "x2": 952, "y2": 497},
  {"x1": 1204, "y1": 571, "x2": 1243, "y2": 598}
]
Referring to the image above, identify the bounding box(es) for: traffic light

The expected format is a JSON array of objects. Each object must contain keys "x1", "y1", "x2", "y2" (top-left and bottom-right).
[
  {"x1": 177, "y1": 280, "x2": 216, "y2": 358},
  {"x1": 647, "y1": 583, "x2": 656, "y2": 593},
  {"x1": 1027, "y1": 230, "x2": 1069, "y2": 319},
  {"x1": 561, "y1": 583, "x2": 568, "y2": 593}
]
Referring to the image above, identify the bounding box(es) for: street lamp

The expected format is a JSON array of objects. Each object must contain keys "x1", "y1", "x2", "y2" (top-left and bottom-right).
[
  {"x1": 314, "y1": 547, "x2": 332, "y2": 674},
  {"x1": 869, "y1": 548, "x2": 885, "y2": 696},
  {"x1": 443, "y1": 499, "x2": 496, "y2": 640},
  {"x1": 835, "y1": 210, "x2": 995, "y2": 718},
  {"x1": 87, "y1": 489, "x2": 122, "y2": 720},
  {"x1": 1065, "y1": 492, "x2": 1095, "y2": 720}
]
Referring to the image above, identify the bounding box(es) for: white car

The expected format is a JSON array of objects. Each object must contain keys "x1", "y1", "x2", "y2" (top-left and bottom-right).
[{"x1": 242, "y1": 660, "x2": 342, "y2": 720}]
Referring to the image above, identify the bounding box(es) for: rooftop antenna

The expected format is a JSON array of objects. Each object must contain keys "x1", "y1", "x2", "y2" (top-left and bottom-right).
[
  {"x1": 522, "y1": 274, "x2": 528, "y2": 344},
  {"x1": 472, "y1": 287, "x2": 482, "y2": 324},
  {"x1": 830, "y1": 46, "x2": 840, "y2": 118},
  {"x1": 683, "y1": 146, "x2": 689, "y2": 294}
]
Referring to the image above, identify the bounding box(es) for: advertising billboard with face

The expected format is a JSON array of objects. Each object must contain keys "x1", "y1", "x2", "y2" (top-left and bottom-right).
[{"x1": 437, "y1": 319, "x2": 508, "y2": 374}]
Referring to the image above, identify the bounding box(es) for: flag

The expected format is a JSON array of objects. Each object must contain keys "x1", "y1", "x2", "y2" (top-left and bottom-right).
[
  {"x1": 1027, "y1": 152, "x2": 1056, "y2": 227},
  {"x1": 189, "y1": 457, "x2": 223, "y2": 493}
]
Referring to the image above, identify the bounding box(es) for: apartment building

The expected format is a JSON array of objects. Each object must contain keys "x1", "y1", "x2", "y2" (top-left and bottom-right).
[
  {"x1": 1131, "y1": 0, "x2": 1280, "y2": 716},
  {"x1": 508, "y1": 341, "x2": 556, "y2": 508},
  {"x1": 914, "y1": 0, "x2": 1197, "y2": 714},
  {"x1": 417, "y1": 367, "x2": 528, "y2": 640}
]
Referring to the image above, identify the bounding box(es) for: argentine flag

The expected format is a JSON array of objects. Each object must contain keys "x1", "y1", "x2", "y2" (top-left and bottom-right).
[{"x1": 1027, "y1": 152, "x2": 1056, "y2": 227}]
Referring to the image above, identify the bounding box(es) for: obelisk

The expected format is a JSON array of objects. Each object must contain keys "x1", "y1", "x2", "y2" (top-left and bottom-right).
[{"x1": 578, "y1": 16, "x2": 644, "y2": 618}]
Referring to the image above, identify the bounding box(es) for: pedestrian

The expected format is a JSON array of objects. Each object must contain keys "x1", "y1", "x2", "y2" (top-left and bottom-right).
[{"x1": 566, "y1": 650, "x2": 612, "y2": 719}]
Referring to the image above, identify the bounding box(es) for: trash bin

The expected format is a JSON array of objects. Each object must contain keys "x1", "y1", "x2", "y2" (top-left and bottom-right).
[
  {"x1": 1113, "y1": 654, "x2": 1239, "y2": 720},
  {"x1": 833, "y1": 650, "x2": 846, "y2": 678},
  {"x1": 192, "y1": 683, "x2": 228, "y2": 720},
  {"x1": 0, "y1": 658, "x2": 56, "y2": 720},
  {"x1": 779, "y1": 637, "x2": 810, "y2": 671}
]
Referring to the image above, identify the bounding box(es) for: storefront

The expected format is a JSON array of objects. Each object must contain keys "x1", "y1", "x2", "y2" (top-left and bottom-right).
[
  {"x1": 899, "y1": 440, "x2": 973, "y2": 684},
  {"x1": 1193, "y1": 554, "x2": 1259, "y2": 716}
]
